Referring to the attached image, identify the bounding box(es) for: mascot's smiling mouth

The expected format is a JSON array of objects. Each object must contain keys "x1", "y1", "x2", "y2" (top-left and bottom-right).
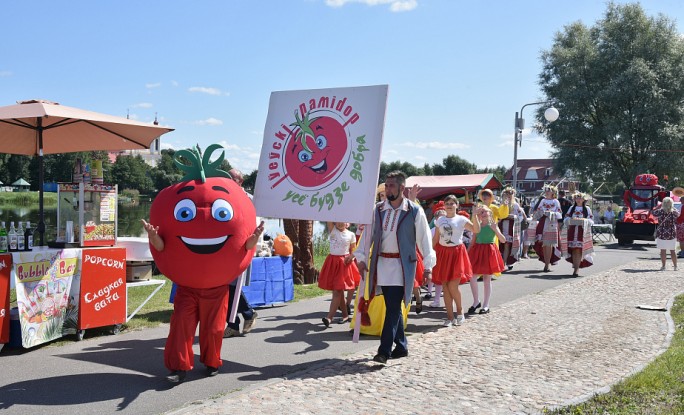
[
  {"x1": 177, "y1": 235, "x2": 230, "y2": 254},
  {"x1": 309, "y1": 159, "x2": 328, "y2": 174}
]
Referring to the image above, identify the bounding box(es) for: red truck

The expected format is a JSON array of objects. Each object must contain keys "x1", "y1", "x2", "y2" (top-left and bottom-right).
[{"x1": 614, "y1": 174, "x2": 669, "y2": 246}]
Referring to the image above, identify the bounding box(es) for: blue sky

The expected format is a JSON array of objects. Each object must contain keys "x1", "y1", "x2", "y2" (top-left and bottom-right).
[{"x1": 2, "y1": 0, "x2": 684, "y2": 175}]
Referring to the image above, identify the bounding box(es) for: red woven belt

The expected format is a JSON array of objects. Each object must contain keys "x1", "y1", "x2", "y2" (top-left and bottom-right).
[{"x1": 379, "y1": 252, "x2": 401, "y2": 258}]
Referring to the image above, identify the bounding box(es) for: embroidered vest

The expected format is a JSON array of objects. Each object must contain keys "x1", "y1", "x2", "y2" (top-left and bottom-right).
[{"x1": 369, "y1": 200, "x2": 419, "y2": 305}]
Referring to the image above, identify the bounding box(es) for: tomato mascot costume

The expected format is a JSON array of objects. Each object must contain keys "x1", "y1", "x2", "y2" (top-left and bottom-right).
[{"x1": 143, "y1": 144, "x2": 260, "y2": 383}]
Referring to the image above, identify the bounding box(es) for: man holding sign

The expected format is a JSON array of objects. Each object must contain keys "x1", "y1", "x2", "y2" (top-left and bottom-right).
[{"x1": 355, "y1": 171, "x2": 435, "y2": 364}]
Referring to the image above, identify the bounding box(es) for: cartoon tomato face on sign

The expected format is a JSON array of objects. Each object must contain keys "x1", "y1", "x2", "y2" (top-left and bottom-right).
[
  {"x1": 149, "y1": 146, "x2": 256, "y2": 289},
  {"x1": 284, "y1": 112, "x2": 349, "y2": 189}
]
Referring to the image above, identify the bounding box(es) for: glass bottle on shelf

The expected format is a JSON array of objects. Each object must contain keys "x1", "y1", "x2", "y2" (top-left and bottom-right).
[
  {"x1": 0, "y1": 221, "x2": 7, "y2": 253},
  {"x1": 8, "y1": 222, "x2": 18, "y2": 252},
  {"x1": 17, "y1": 222, "x2": 25, "y2": 251},
  {"x1": 24, "y1": 221, "x2": 33, "y2": 251}
]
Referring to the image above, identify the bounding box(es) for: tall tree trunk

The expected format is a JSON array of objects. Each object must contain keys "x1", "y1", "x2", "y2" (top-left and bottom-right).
[
  {"x1": 299, "y1": 220, "x2": 317, "y2": 284},
  {"x1": 283, "y1": 219, "x2": 303, "y2": 284}
]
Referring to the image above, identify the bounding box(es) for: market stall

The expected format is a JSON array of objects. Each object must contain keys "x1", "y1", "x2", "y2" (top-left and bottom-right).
[{"x1": 1, "y1": 247, "x2": 127, "y2": 348}]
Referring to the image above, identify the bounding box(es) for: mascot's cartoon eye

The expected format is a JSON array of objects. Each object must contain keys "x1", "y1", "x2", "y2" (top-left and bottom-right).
[
  {"x1": 211, "y1": 199, "x2": 234, "y2": 222},
  {"x1": 174, "y1": 199, "x2": 196, "y2": 222},
  {"x1": 298, "y1": 150, "x2": 312, "y2": 163},
  {"x1": 315, "y1": 135, "x2": 327, "y2": 150}
]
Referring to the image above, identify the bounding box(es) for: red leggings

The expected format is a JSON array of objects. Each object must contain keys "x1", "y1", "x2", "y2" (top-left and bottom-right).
[{"x1": 164, "y1": 284, "x2": 229, "y2": 371}]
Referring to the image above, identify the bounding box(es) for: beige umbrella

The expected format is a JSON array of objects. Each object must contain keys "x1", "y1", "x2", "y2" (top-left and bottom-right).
[{"x1": 0, "y1": 99, "x2": 174, "y2": 244}]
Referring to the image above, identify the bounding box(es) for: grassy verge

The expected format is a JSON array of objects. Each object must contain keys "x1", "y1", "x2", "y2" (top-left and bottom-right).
[
  {"x1": 545, "y1": 294, "x2": 684, "y2": 414},
  {"x1": 0, "y1": 191, "x2": 57, "y2": 206}
]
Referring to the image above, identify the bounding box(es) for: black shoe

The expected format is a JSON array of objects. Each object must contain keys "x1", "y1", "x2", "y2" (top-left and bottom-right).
[
  {"x1": 206, "y1": 366, "x2": 219, "y2": 377},
  {"x1": 467, "y1": 303, "x2": 481, "y2": 315},
  {"x1": 422, "y1": 293, "x2": 433, "y2": 300},
  {"x1": 372, "y1": 353, "x2": 388, "y2": 365},
  {"x1": 479, "y1": 307, "x2": 490, "y2": 315},
  {"x1": 415, "y1": 302, "x2": 423, "y2": 314},
  {"x1": 322, "y1": 317, "x2": 331, "y2": 328},
  {"x1": 390, "y1": 348, "x2": 408, "y2": 359},
  {"x1": 166, "y1": 370, "x2": 186, "y2": 383}
]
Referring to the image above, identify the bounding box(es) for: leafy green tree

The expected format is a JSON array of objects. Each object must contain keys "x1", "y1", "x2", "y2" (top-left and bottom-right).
[
  {"x1": 378, "y1": 161, "x2": 424, "y2": 184},
  {"x1": 431, "y1": 155, "x2": 477, "y2": 176},
  {"x1": 243, "y1": 170, "x2": 257, "y2": 195},
  {"x1": 477, "y1": 165, "x2": 508, "y2": 184},
  {"x1": 6, "y1": 155, "x2": 32, "y2": 187},
  {"x1": 150, "y1": 149, "x2": 183, "y2": 191},
  {"x1": 110, "y1": 154, "x2": 154, "y2": 194},
  {"x1": 539, "y1": 2, "x2": 684, "y2": 187}
]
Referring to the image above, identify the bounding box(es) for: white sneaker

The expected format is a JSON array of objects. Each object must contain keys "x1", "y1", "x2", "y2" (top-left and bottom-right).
[
  {"x1": 443, "y1": 319, "x2": 453, "y2": 327},
  {"x1": 455, "y1": 315, "x2": 466, "y2": 325},
  {"x1": 429, "y1": 301, "x2": 442, "y2": 308}
]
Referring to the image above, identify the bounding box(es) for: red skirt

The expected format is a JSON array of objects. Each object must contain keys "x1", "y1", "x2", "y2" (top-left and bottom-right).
[
  {"x1": 414, "y1": 248, "x2": 425, "y2": 288},
  {"x1": 469, "y1": 242, "x2": 505, "y2": 275},
  {"x1": 432, "y1": 244, "x2": 472, "y2": 284},
  {"x1": 318, "y1": 255, "x2": 360, "y2": 291}
]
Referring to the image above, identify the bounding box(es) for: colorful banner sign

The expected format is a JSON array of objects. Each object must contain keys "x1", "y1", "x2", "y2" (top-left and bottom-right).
[
  {"x1": 13, "y1": 249, "x2": 81, "y2": 348},
  {"x1": 0, "y1": 254, "x2": 11, "y2": 345},
  {"x1": 254, "y1": 85, "x2": 388, "y2": 224},
  {"x1": 78, "y1": 248, "x2": 127, "y2": 329}
]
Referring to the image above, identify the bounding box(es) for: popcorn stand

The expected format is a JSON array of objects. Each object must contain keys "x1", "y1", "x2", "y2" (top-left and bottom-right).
[{"x1": 1, "y1": 176, "x2": 161, "y2": 349}]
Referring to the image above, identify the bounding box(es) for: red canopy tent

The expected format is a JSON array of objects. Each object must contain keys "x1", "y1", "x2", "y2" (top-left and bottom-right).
[{"x1": 405, "y1": 173, "x2": 504, "y2": 201}]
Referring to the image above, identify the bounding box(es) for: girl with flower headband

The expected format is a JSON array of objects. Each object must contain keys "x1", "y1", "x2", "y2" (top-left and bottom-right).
[
  {"x1": 467, "y1": 204, "x2": 506, "y2": 315},
  {"x1": 498, "y1": 186, "x2": 524, "y2": 270},
  {"x1": 563, "y1": 192, "x2": 594, "y2": 277},
  {"x1": 532, "y1": 184, "x2": 563, "y2": 272}
]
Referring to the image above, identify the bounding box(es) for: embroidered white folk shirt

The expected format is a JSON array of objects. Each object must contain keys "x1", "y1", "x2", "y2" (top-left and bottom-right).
[{"x1": 355, "y1": 198, "x2": 436, "y2": 286}]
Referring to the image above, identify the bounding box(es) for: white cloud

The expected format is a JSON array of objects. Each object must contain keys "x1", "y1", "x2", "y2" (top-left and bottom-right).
[
  {"x1": 400, "y1": 141, "x2": 470, "y2": 150},
  {"x1": 195, "y1": 117, "x2": 224, "y2": 126},
  {"x1": 132, "y1": 102, "x2": 153, "y2": 109},
  {"x1": 188, "y1": 86, "x2": 229, "y2": 96},
  {"x1": 0, "y1": 70, "x2": 12, "y2": 77},
  {"x1": 145, "y1": 82, "x2": 161, "y2": 89},
  {"x1": 171, "y1": 80, "x2": 179, "y2": 87},
  {"x1": 325, "y1": 0, "x2": 417, "y2": 12},
  {"x1": 414, "y1": 155, "x2": 427, "y2": 161}
]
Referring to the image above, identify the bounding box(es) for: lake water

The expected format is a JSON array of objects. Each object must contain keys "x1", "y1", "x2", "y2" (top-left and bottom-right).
[{"x1": 0, "y1": 202, "x2": 325, "y2": 241}]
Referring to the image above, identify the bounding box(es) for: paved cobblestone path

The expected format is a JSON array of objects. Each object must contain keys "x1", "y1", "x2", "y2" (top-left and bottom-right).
[{"x1": 168, "y1": 260, "x2": 683, "y2": 415}]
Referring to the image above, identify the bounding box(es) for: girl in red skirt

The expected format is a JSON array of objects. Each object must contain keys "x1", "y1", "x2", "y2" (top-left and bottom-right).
[
  {"x1": 318, "y1": 222, "x2": 360, "y2": 327},
  {"x1": 432, "y1": 195, "x2": 476, "y2": 327},
  {"x1": 468, "y1": 205, "x2": 506, "y2": 315}
]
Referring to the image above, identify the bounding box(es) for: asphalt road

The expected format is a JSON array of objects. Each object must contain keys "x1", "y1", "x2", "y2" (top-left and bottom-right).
[{"x1": 0, "y1": 241, "x2": 660, "y2": 415}]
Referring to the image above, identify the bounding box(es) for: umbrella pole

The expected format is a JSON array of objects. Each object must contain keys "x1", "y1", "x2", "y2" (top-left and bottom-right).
[{"x1": 37, "y1": 120, "x2": 45, "y2": 246}]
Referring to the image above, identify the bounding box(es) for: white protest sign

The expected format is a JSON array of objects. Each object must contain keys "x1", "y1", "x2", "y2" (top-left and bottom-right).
[{"x1": 254, "y1": 85, "x2": 388, "y2": 224}]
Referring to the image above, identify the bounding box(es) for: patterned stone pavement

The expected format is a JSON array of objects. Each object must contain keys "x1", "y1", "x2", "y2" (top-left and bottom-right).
[{"x1": 167, "y1": 260, "x2": 683, "y2": 415}]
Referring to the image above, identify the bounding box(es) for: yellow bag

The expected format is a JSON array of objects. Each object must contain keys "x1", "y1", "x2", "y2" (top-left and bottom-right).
[{"x1": 349, "y1": 283, "x2": 409, "y2": 336}]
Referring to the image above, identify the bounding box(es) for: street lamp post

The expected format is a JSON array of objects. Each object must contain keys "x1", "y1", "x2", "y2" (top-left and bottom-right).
[{"x1": 512, "y1": 101, "x2": 559, "y2": 192}]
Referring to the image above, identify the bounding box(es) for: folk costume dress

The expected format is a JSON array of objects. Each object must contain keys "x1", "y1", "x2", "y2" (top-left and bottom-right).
[
  {"x1": 532, "y1": 198, "x2": 563, "y2": 265},
  {"x1": 562, "y1": 205, "x2": 595, "y2": 268},
  {"x1": 469, "y1": 225, "x2": 506, "y2": 275},
  {"x1": 498, "y1": 202, "x2": 523, "y2": 265},
  {"x1": 432, "y1": 215, "x2": 473, "y2": 285},
  {"x1": 318, "y1": 228, "x2": 361, "y2": 291}
]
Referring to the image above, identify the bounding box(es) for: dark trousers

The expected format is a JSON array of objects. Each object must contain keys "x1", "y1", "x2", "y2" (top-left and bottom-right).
[
  {"x1": 227, "y1": 284, "x2": 254, "y2": 330},
  {"x1": 378, "y1": 285, "x2": 407, "y2": 357}
]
